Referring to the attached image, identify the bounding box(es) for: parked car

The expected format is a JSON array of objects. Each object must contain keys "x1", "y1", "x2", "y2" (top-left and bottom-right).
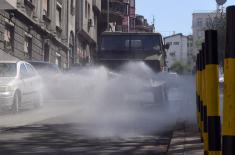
[
  {"x1": 28, "y1": 61, "x2": 61, "y2": 99},
  {"x1": 0, "y1": 61, "x2": 43, "y2": 112}
]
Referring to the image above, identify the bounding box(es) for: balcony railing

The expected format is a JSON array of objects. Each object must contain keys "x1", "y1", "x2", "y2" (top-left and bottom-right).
[{"x1": 102, "y1": 0, "x2": 128, "y2": 16}]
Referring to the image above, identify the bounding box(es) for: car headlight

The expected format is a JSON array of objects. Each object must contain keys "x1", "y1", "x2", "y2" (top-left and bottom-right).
[{"x1": 0, "y1": 86, "x2": 15, "y2": 93}]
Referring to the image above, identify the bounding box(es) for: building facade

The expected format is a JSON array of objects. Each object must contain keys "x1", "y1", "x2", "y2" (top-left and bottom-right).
[
  {"x1": 100, "y1": 0, "x2": 138, "y2": 32},
  {"x1": 192, "y1": 12, "x2": 217, "y2": 56},
  {"x1": 76, "y1": 0, "x2": 101, "y2": 64},
  {"x1": 164, "y1": 33, "x2": 192, "y2": 68},
  {"x1": 135, "y1": 14, "x2": 154, "y2": 32},
  {"x1": 0, "y1": 0, "x2": 78, "y2": 69}
]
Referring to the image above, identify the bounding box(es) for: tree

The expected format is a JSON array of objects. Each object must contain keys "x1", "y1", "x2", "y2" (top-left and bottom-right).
[{"x1": 205, "y1": 11, "x2": 226, "y2": 67}]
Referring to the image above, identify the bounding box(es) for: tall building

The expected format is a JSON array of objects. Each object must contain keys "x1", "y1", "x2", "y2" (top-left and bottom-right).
[
  {"x1": 100, "y1": 0, "x2": 135, "y2": 32},
  {"x1": 0, "y1": 0, "x2": 77, "y2": 69},
  {"x1": 192, "y1": 12, "x2": 217, "y2": 55},
  {"x1": 75, "y1": 0, "x2": 101, "y2": 64},
  {"x1": 164, "y1": 33, "x2": 192, "y2": 69}
]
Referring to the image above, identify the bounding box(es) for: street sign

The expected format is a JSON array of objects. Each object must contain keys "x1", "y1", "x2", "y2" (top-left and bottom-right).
[{"x1": 216, "y1": 0, "x2": 227, "y2": 6}]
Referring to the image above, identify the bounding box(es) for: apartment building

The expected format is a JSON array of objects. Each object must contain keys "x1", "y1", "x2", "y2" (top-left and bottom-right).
[
  {"x1": 75, "y1": 0, "x2": 101, "y2": 64},
  {"x1": 100, "y1": 0, "x2": 135, "y2": 32},
  {"x1": 192, "y1": 12, "x2": 218, "y2": 55},
  {"x1": 0, "y1": 0, "x2": 77, "y2": 69},
  {"x1": 164, "y1": 33, "x2": 192, "y2": 68}
]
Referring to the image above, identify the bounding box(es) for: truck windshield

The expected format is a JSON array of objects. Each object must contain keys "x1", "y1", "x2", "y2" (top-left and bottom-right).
[
  {"x1": 0, "y1": 63, "x2": 17, "y2": 77},
  {"x1": 100, "y1": 34, "x2": 162, "y2": 59}
]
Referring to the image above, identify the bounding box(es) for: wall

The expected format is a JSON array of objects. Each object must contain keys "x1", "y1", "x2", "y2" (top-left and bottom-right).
[{"x1": 164, "y1": 34, "x2": 188, "y2": 68}]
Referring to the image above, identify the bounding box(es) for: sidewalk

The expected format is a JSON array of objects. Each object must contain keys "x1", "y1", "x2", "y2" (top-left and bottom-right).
[{"x1": 167, "y1": 123, "x2": 203, "y2": 155}]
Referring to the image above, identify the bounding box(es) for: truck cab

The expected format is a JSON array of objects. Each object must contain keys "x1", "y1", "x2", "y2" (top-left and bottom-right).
[{"x1": 96, "y1": 32, "x2": 167, "y2": 72}]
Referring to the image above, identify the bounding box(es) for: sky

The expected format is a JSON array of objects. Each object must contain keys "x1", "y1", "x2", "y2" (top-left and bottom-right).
[{"x1": 136, "y1": 0, "x2": 234, "y2": 37}]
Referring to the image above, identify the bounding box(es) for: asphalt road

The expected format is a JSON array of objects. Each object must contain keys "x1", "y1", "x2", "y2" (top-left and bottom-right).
[
  {"x1": 0, "y1": 100, "x2": 173, "y2": 155},
  {"x1": 0, "y1": 76, "x2": 195, "y2": 155}
]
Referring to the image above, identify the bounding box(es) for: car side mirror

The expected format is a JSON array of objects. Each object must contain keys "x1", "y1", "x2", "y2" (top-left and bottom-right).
[{"x1": 164, "y1": 43, "x2": 170, "y2": 50}]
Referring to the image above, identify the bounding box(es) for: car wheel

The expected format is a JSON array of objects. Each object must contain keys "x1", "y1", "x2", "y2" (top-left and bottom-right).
[
  {"x1": 12, "y1": 92, "x2": 20, "y2": 113},
  {"x1": 34, "y1": 92, "x2": 43, "y2": 108}
]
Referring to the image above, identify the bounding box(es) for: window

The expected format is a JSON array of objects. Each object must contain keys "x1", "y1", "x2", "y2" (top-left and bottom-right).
[
  {"x1": 25, "y1": 64, "x2": 37, "y2": 77},
  {"x1": 42, "y1": 0, "x2": 49, "y2": 16},
  {"x1": 88, "y1": 3, "x2": 90, "y2": 18},
  {"x1": 0, "y1": 63, "x2": 16, "y2": 77},
  {"x1": 25, "y1": 64, "x2": 36, "y2": 77},
  {"x1": 56, "y1": 1, "x2": 62, "y2": 27},
  {"x1": 55, "y1": 52, "x2": 62, "y2": 68},
  {"x1": 85, "y1": 0, "x2": 88, "y2": 18},
  {"x1": 130, "y1": 18, "x2": 135, "y2": 29},
  {"x1": 4, "y1": 24, "x2": 14, "y2": 53},
  {"x1": 70, "y1": 0, "x2": 74, "y2": 15},
  {"x1": 24, "y1": 0, "x2": 35, "y2": 9},
  {"x1": 24, "y1": 35, "x2": 32, "y2": 59},
  {"x1": 197, "y1": 18, "x2": 203, "y2": 27},
  {"x1": 44, "y1": 43, "x2": 50, "y2": 62},
  {"x1": 173, "y1": 42, "x2": 179, "y2": 45},
  {"x1": 20, "y1": 64, "x2": 28, "y2": 78},
  {"x1": 94, "y1": 16, "x2": 97, "y2": 29},
  {"x1": 130, "y1": 0, "x2": 135, "y2": 7},
  {"x1": 170, "y1": 52, "x2": 176, "y2": 57}
]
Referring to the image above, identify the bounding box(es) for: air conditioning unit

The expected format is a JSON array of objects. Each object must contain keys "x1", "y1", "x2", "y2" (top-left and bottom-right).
[{"x1": 88, "y1": 19, "x2": 94, "y2": 27}]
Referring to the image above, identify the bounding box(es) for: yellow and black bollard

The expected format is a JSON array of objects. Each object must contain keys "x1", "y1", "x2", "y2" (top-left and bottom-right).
[
  {"x1": 201, "y1": 43, "x2": 209, "y2": 155},
  {"x1": 196, "y1": 54, "x2": 203, "y2": 140},
  {"x1": 205, "y1": 30, "x2": 221, "y2": 155},
  {"x1": 222, "y1": 6, "x2": 235, "y2": 155},
  {"x1": 196, "y1": 54, "x2": 201, "y2": 133},
  {"x1": 199, "y1": 50, "x2": 204, "y2": 142}
]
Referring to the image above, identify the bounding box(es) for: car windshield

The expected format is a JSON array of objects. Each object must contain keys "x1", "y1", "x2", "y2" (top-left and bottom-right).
[{"x1": 0, "y1": 63, "x2": 17, "y2": 77}]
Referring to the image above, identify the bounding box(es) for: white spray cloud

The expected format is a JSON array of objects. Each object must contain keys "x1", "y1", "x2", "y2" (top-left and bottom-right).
[{"x1": 41, "y1": 62, "x2": 196, "y2": 138}]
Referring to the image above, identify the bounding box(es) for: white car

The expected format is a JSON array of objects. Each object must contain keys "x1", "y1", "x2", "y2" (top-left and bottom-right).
[{"x1": 0, "y1": 61, "x2": 43, "y2": 112}]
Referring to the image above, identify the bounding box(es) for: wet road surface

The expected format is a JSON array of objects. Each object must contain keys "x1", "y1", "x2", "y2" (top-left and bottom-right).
[{"x1": 0, "y1": 123, "x2": 172, "y2": 155}]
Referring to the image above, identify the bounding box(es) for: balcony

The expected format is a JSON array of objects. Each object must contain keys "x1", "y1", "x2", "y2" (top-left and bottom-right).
[
  {"x1": 110, "y1": 0, "x2": 129, "y2": 3},
  {"x1": 135, "y1": 15, "x2": 154, "y2": 32},
  {"x1": 101, "y1": 0, "x2": 128, "y2": 23},
  {"x1": 92, "y1": 0, "x2": 101, "y2": 13}
]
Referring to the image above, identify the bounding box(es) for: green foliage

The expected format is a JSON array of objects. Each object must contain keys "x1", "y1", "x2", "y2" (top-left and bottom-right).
[{"x1": 204, "y1": 12, "x2": 226, "y2": 66}]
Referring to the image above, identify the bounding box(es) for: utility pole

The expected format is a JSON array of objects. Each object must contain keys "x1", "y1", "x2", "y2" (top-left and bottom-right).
[
  {"x1": 107, "y1": 0, "x2": 110, "y2": 31},
  {"x1": 152, "y1": 16, "x2": 155, "y2": 32}
]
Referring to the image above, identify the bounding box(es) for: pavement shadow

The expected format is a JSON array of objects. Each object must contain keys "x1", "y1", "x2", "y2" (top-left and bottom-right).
[
  {"x1": 167, "y1": 132, "x2": 203, "y2": 155},
  {"x1": 0, "y1": 123, "x2": 172, "y2": 155}
]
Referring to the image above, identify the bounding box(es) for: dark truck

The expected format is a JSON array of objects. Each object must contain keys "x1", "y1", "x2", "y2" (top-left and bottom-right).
[{"x1": 95, "y1": 32, "x2": 169, "y2": 106}]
